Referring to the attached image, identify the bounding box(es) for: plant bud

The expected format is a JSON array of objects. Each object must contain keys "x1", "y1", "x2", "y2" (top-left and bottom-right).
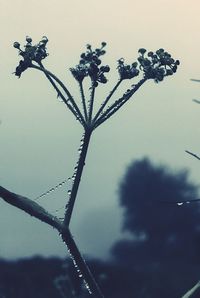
[
  {"x1": 26, "y1": 36, "x2": 32, "y2": 43},
  {"x1": 13, "y1": 42, "x2": 20, "y2": 49}
]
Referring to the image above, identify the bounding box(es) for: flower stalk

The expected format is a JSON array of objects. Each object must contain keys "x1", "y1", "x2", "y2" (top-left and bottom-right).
[
  {"x1": 11, "y1": 36, "x2": 180, "y2": 296},
  {"x1": 64, "y1": 128, "x2": 92, "y2": 226},
  {"x1": 79, "y1": 81, "x2": 88, "y2": 121},
  {"x1": 88, "y1": 84, "x2": 96, "y2": 124},
  {"x1": 30, "y1": 63, "x2": 87, "y2": 128},
  {"x1": 92, "y1": 78, "x2": 123, "y2": 125},
  {"x1": 94, "y1": 77, "x2": 147, "y2": 129}
]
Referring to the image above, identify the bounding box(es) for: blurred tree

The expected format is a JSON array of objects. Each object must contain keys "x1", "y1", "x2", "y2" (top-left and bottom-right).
[{"x1": 111, "y1": 157, "x2": 200, "y2": 297}]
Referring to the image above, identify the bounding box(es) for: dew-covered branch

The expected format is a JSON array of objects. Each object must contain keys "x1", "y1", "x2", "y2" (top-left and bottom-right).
[
  {"x1": 0, "y1": 186, "x2": 62, "y2": 230},
  {"x1": 185, "y1": 150, "x2": 200, "y2": 161},
  {"x1": 64, "y1": 129, "x2": 92, "y2": 226},
  {"x1": 94, "y1": 78, "x2": 146, "y2": 129}
]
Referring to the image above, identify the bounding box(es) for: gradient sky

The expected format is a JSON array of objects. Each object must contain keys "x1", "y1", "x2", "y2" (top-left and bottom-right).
[{"x1": 1, "y1": 0, "x2": 200, "y2": 260}]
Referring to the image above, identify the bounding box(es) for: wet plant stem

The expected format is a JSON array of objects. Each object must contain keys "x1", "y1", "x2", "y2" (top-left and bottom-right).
[
  {"x1": 79, "y1": 81, "x2": 88, "y2": 121},
  {"x1": 61, "y1": 226, "x2": 104, "y2": 298},
  {"x1": 92, "y1": 79, "x2": 122, "y2": 124},
  {"x1": 94, "y1": 77, "x2": 147, "y2": 129},
  {"x1": 88, "y1": 85, "x2": 96, "y2": 124},
  {"x1": 0, "y1": 186, "x2": 104, "y2": 297},
  {"x1": 31, "y1": 63, "x2": 86, "y2": 128},
  {"x1": 64, "y1": 128, "x2": 92, "y2": 227}
]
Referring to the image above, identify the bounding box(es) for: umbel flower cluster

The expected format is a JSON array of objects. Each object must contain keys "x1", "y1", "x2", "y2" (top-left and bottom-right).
[
  {"x1": 70, "y1": 42, "x2": 110, "y2": 87},
  {"x1": 13, "y1": 36, "x2": 48, "y2": 77},
  {"x1": 13, "y1": 36, "x2": 179, "y2": 84},
  {"x1": 137, "y1": 48, "x2": 180, "y2": 82},
  {"x1": 13, "y1": 36, "x2": 180, "y2": 130}
]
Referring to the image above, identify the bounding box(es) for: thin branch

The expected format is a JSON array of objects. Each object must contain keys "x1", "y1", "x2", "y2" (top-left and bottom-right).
[
  {"x1": 92, "y1": 79, "x2": 122, "y2": 125},
  {"x1": 190, "y1": 79, "x2": 200, "y2": 82},
  {"x1": 29, "y1": 65, "x2": 80, "y2": 124},
  {"x1": 38, "y1": 62, "x2": 80, "y2": 113},
  {"x1": 88, "y1": 85, "x2": 96, "y2": 124},
  {"x1": 30, "y1": 64, "x2": 86, "y2": 128},
  {"x1": 0, "y1": 186, "x2": 62, "y2": 230},
  {"x1": 79, "y1": 81, "x2": 88, "y2": 121},
  {"x1": 193, "y1": 99, "x2": 200, "y2": 104},
  {"x1": 181, "y1": 281, "x2": 200, "y2": 298},
  {"x1": 185, "y1": 150, "x2": 200, "y2": 161},
  {"x1": 94, "y1": 77, "x2": 147, "y2": 129}
]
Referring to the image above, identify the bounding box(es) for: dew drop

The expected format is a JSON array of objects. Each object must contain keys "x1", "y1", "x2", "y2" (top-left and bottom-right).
[
  {"x1": 68, "y1": 190, "x2": 72, "y2": 195},
  {"x1": 177, "y1": 202, "x2": 184, "y2": 206},
  {"x1": 84, "y1": 280, "x2": 92, "y2": 294}
]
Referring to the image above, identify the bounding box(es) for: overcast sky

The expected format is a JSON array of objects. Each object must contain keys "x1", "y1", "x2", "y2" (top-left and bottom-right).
[{"x1": 1, "y1": 0, "x2": 200, "y2": 260}]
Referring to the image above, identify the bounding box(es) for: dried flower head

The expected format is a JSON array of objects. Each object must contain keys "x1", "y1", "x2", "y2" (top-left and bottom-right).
[
  {"x1": 117, "y1": 58, "x2": 139, "y2": 80},
  {"x1": 13, "y1": 36, "x2": 49, "y2": 77},
  {"x1": 137, "y1": 48, "x2": 180, "y2": 83},
  {"x1": 70, "y1": 42, "x2": 110, "y2": 86}
]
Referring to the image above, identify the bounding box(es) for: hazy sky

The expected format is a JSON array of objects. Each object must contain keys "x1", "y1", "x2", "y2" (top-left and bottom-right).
[{"x1": 1, "y1": 0, "x2": 200, "y2": 260}]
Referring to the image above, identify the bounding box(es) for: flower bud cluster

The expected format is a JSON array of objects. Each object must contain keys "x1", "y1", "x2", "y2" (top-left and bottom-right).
[
  {"x1": 117, "y1": 58, "x2": 139, "y2": 80},
  {"x1": 137, "y1": 48, "x2": 180, "y2": 82},
  {"x1": 70, "y1": 42, "x2": 110, "y2": 87},
  {"x1": 13, "y1": 36, "x2": 49, "y2": 77}
]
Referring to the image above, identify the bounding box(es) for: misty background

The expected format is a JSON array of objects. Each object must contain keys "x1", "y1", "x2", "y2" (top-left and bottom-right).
[
  {"x1": 1, "y1": 158, "x2": 200, "y2": 297},
  {"x1": 1, "y1": 0, "x2": 200, "y2": 264}
]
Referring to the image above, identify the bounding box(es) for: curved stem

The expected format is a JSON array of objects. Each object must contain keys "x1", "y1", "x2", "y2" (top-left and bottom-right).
[
  {"x1": 92, "y1": 79, "x2": 122, "y2": 125},
  {"x1": 30, "y1": 64, "x2": 86, "y2": 128},
  {"x1": 64, "y1": 129, "x2": 92, "y2": 226},
  {"x1": 0, "y1": 186, "x2": 104, "y2": 297}
]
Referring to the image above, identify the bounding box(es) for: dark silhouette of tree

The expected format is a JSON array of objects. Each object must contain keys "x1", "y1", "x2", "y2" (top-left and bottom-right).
[{"x1": 111, "y1": 157, "x2": 200, "y2": 297}]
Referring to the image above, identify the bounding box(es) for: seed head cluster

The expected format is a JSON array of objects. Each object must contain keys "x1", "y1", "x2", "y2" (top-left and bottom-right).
[
  {"x1": 117, "y1": 59, "x2": 139, "y2": 80},
  {"x1": 13, "y1": 36, "x2": 49, "y2": 77},
  {"x1": 13, "y1": 37, "x2": 180, "y2": 86},
  {"x1": 137, "y1": 48, "x2": 180, "y2": 82},
  {"x1": 70, "y1": 42, "x2": 110, "y2": 87}
]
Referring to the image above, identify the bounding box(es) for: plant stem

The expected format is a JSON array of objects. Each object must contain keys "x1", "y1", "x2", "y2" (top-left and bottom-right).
[
  {"x1": 92, "y1": 79, "x2": 122, "y2": 125},
  {"x1": 94, "y1": 78, "x2": 147, "y2": 129},
  {"x1": 0, "y1": 186, "x2": 62, "y2": 230},
  {"x1": 88, "y1": 85, "x2": 96, "y2": 123},
  {"x1": 0, "y1": 186, "x2": 104, "y2": 297},
  {"x1": 30, "y1": 63, "x2": 87, "y2": 129},
  {"x1": 61, "y1": 227, "x2": 104, "y2": 298},
  {"x1": 79, "y1": 81, "x2": 88, "y2": 121},
  {"x1": 64, "y1": 129, "x2": 92, "y2": 226}
]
